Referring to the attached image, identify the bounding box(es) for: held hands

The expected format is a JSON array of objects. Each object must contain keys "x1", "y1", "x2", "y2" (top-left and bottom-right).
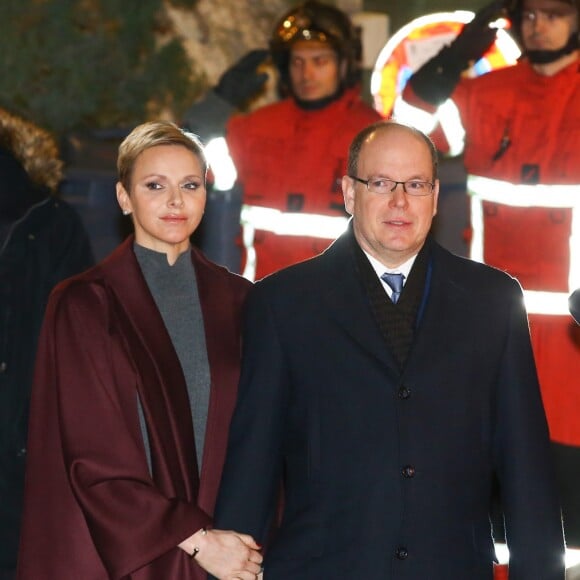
[
  {"x1": 214, "y1": 49, "x2": 270, "y2": 108},
  {"x1": 183, "y1": 528, "x2": 263, "y2": 579}
]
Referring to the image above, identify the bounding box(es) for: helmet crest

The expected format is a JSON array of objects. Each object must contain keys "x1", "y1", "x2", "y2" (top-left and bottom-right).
[{"x1": 270, "y1": 1, "x2": 362, "y2": 92}]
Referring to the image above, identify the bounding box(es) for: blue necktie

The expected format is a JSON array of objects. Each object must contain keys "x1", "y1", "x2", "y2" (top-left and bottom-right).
[{"x1": 381, "y1": 272, "x2": 405, "y2": 304}]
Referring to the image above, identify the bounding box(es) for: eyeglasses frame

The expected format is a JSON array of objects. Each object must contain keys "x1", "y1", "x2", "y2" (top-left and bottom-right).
[{"x1": 348, "y1": 175, "x2": 435, "y2": 196}]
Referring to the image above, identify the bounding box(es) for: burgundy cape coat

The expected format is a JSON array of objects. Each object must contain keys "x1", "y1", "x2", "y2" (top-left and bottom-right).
[{"x1": 17, "y1": 237, "x2": 251, "y2": 579}]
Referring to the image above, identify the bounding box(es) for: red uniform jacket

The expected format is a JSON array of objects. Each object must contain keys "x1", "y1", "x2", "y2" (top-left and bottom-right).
[
  {"x1": 453, "y1": 59, "x2": 578, "y2": 184},
  {"x1": 453, "y1": 58, "x2": 578, "y2": 292},
  {"x1": 227, "y1": 87, "x2": 381, "y2": 280},
  {"x1": 17, "y1": 238, "x2": 251, "y2": 579},
  {"x1": 405, "y1": 58, "x2": 580, "y2": 445}
]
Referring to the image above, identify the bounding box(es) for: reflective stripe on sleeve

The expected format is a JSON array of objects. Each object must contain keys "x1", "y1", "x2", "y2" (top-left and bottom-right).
[
  {"x1": 240, "y1": 204, "x2": 350, "y2": 239},
  {"x1": 240, "y1": 204, "x2": 350, "y2": 281},
  {"x1": 523, "y1": 290, "x2": 574, "y2": 316},
  {"x1": 467, "y1": 175, "x2": 579, "y2": 208},
  {"x1": 467, "y1": 174, "x2": 580, "y2": 315}
]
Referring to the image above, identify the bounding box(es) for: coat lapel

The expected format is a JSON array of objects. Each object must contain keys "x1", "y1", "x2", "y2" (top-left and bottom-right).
[
  {"x1": 318, "y1": 232, "x2": 402, "y2": 375},
  {"x1": 100, "y1": 237, "x2": 199, "y2": 501},
  {"x1": 193, "y1": 250, "x2": 245, "y2": 514},
  {"x1": 403, "y1": 243, "x2": 469, "y2": 375}
]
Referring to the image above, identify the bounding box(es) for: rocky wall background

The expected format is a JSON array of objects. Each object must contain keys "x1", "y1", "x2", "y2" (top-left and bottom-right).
[{"x1": 167, "y1": 0, "x2": 365, "y2": 111}]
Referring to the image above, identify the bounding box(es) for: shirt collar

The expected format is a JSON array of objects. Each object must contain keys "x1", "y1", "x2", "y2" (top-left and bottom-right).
[{"x1": 362, "y1": 250, "x2": 417, "y2": 285}]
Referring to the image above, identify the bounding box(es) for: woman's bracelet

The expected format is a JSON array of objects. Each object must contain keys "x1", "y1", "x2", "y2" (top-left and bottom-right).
[{"x1": 190, "y1": 527, "x2": 207, "y2": 560}]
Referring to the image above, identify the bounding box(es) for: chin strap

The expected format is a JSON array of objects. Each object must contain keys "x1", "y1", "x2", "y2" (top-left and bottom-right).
[
  {"x1": 293, "y1": 85, "x2": 345, "y2": 111},
  {"x1": 526, "y1": 33, "x2": 579, "y2": 64}
]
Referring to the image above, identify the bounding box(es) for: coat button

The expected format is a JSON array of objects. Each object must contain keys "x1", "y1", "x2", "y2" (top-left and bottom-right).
[
  {"x1": 0, "y1": 361, "x2": 7, "y2": 374},
  {"x1": 395, "y1": 546, "x2": 408, "y2": 560},
  {"x1": 398, "y1": 386, "x2": 411, "y2": 400},
  {"x1": 402, "y1": 465, "x2": 415, "y2": 478}
]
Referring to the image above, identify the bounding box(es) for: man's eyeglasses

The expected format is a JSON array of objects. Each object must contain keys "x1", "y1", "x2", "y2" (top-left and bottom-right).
[{"x1": 349, "y1": 175, "x2": 435, "y2": 196}]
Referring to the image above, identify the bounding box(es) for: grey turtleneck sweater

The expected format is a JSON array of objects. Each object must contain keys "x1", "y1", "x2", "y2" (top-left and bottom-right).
[{"x1": 134, "y1": 244, "x2": 211, "y2": 473}]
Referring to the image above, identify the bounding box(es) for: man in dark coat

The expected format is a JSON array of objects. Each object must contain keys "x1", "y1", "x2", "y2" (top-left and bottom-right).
[
  {"x1": 0, "y1": 110, "x2": 94, "y2": 579},
  {"x1": 213, "y1": 120, "x2": 565, "y2": 579}
]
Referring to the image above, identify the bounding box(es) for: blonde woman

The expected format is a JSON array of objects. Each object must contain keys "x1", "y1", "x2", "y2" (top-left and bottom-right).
[{"x1": 18, "y1": 122, "x2": 262, "y2": 580}]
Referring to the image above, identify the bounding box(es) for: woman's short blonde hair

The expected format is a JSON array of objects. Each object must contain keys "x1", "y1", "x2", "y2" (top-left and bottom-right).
[{"x1": 117, "y1": 121, "x2": 207, "y2": 190}]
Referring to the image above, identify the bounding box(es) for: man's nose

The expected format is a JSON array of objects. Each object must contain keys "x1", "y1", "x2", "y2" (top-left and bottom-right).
[
  {"x1": 531, "y1": 11, "x2": 549, "y2": 32},
  {"x1": 389, "y1": 183, "x2": 408, "y2": 207},
  {"x1": 301, "y1": 60, "x2": 316, "y2": 80}
]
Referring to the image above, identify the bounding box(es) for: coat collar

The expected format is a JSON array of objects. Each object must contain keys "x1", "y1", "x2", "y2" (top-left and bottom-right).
[
  {"x1": 317, "y1": 229, "x2": 402, "y2": 375},
  {"x1": 96, "y1": 237, "x2": 246, "y2": 510},
  {"x1": 318, "y1": 229, "x2": 462, "y2": 380},
  {"x1": 193, "y1": 247, "x2": 249, "y2": 512},
  {"x1": 98, "y1": 237, "x2": 199, "y2": 498}
]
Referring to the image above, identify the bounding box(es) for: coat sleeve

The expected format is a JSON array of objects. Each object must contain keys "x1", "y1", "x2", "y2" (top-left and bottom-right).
[
  {"x1": 494, "y1": 279, "x2": 565, "y2": 579},
  {"x1": 182, "y1": 91, "x2": 235, "y2": 142},
  {"x1": 48, "y1": 199, "x2": 95, "y2": 286},
  {"x1": 21, "y1": 280, "x2": 210, "y2": 579},
  {"x1": 213, "y1": 282, "x2": 288, "y2": 543}
]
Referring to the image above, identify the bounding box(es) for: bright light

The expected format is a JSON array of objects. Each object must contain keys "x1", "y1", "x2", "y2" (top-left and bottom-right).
[
  {"x1": 371, "y1": 11, "x2": 476, "y2": 98},
  {"x1": 495, "y1": 544, "x2": 580, "y2": 569},
  {"x1": 495, "y1": 543, "x2": 510, "y2": 564},
  {"x1": 437, "y1": 99, "x2": 465, "y2": 157},
  {"x1": 205, "y1": 137, "x2": 237, "y2": 191},
  {"x1": 371, "y1": 9, "x2": 521, "y2": 127},
  {"x1": 392, "y1": 96, "x2": 439, "y2": 134}
]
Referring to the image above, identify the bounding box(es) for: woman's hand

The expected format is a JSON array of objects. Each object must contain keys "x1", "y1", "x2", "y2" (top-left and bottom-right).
[{"x1": 179, "y1": 528, "x2": 263, "y2": 579}]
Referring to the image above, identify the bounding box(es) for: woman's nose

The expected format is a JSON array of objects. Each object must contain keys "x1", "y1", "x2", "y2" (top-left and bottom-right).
[{"x1": 168, "y1": 188, "x2": 184, "y2": 207}]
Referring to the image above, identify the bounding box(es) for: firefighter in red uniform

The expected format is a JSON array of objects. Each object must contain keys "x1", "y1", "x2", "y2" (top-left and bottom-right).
[
  {"x1": 403, "y1": 0, "x2": 580, "y2": 546},
  {"x1": 185, "y1": 2, "x2": 381, "y2": 281},
  {"x1": 228, "y1": 2, "x2": 381, "y2": 280}
]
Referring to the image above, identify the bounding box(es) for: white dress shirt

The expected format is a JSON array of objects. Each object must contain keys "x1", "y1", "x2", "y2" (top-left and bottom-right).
[{"x1": 362, "y1": 250, "x2": 418, "y2": 301}]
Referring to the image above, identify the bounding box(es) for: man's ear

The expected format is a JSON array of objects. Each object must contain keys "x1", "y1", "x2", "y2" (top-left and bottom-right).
[
  {"x1": 342, "y1": 175, "x2": 355, "y2": 216},
  {"x1": 339, "y1": 58, "x2": 348, "y2": 83},
  {"x1": 432, "y1": 179, "x2": 440, "y2": 217}
]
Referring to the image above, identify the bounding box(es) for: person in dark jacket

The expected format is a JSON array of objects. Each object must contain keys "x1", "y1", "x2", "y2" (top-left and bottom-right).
[
  {"x1": 0, "y1": 108, "x2": 94, "y2": 580},
  {"x1": 213, "y1": 120, "x2": 565, "y2": 579}
]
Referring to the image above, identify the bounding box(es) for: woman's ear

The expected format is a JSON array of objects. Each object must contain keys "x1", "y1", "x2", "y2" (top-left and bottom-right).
[{"x1": 116, "y1": 182, "x2": 132, "y2": 215}]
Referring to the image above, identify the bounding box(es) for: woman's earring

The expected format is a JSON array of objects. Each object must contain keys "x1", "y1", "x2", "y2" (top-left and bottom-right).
[{"x1": 122, "y1": 209, "x2": 130, "y2": 215}]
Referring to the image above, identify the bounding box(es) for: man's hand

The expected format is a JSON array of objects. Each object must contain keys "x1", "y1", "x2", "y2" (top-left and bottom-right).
[
  {"x1": 214, "y1": 49, "x2": 270, "y2": 108},
  {"x1": 408, "y1": 0, "x2": 507, "y2": 105},
  {"x1": 451, "y1": 0, "x2": 506, "y2": 64}
]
